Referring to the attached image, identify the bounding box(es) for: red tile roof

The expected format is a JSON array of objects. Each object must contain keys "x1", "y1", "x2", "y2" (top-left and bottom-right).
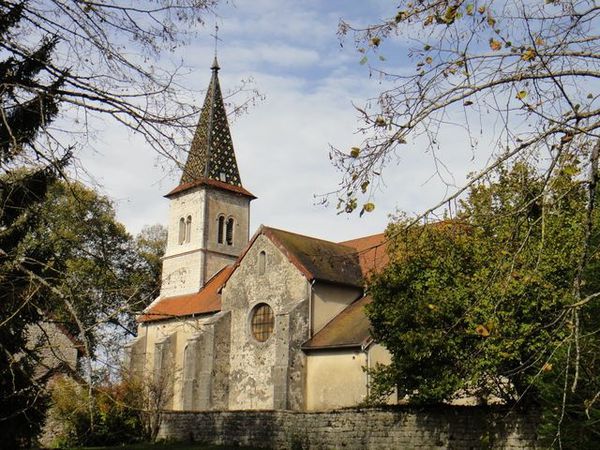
[
  {"x1": 339, "y1": 232, "x2": 388, "y2": 278},
  {"x1": 165, "y1": 177, "x2": 256, "y2": 199},
  {"x1": 138, "y1": 265, "x2": 234, "y2": 323},
  {"x1": 302, "y1": 295, "x2": 373, "y2": 350}
]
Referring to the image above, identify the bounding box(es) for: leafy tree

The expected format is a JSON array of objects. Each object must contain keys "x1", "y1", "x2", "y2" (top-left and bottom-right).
[
  {"x1": 29, "y1": 181, "x2": 161, "y2": 346},
  {"x1": 331, "y1": 2, "x2": 599, "y2": 447},
  {"x1": 366, "y1": 158, "x2": 600, "y2": 447}
]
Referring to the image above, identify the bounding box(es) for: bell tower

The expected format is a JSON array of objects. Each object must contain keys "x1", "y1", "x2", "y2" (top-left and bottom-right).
[{"x1": 160, "y1": 58, "x2": 255, "y2": 298}]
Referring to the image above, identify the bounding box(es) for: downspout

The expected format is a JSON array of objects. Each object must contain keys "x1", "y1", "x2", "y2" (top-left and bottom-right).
[
  {"x1": 308, "y1": 279, "x2": 316, "y2": 337},
  {"x1": 362, "y1": 341, "x2": 371, "y2": 400}
]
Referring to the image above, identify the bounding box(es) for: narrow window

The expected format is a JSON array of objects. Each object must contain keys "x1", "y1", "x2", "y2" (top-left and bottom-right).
[
  {"x1": 217, "y1": 215, "x2": 225, "y2": 244},
  {"x1": 185, "y1": 215, "x2": 192, "y2": 243},
  {"x1": 226, "y1": 218, "x2": 234, "y2": 246},
  {"x1": 178, "y1": 217, "x2": 185, "y2": 245},
  {"x1": 258, "y1": 251, "x2": 266, "y2": 275}
]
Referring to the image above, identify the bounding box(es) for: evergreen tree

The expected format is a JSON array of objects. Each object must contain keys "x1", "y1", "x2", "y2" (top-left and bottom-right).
[{"x1": 0, "y1": 2, "x2": 67, "y2": 446}]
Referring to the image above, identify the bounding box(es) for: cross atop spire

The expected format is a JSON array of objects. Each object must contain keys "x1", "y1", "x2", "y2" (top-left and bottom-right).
[{"x1": 179, "y1": 59, "x2": 242, "y2": 187}]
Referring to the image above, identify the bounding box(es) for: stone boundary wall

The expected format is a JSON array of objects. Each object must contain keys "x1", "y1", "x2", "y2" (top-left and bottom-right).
[{"x1": 158, "y1": 406, "x2": 539, "y2": 449}]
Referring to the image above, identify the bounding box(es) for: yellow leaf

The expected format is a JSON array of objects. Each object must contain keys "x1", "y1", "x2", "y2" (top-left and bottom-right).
[
  {"x1": 466, "y1": 4, "x2": 474, "y2": 15},
  {"x1": 475, "y1": 324, "x2": 490, "y2": 337},
  {"x1": 350, "y1": 147, "x2": 360, "y2": 158},
  {"x1": 522, "y1": 48, "x2": 537, "y2": 61},
  {"x1": 516, "y1": 90, "x2": 527, "y2": 100},
  {"x1": 374, "y1": 116, "x2": 386, "y2": 127},
  {"x1": 535, "y1": 36, "x2": 544, "y2": 46},
  {"x1": 371, "y1": 37, "x2": 381, "y2": 47},
  {"x1": 363, "y1": 202, "x2": 375, "y2": 213},
  {"x1": 425, "y1": 56, "x2": 433, "y2": 64},
  {"x1": 427, "y1": 303, "x2": 436, "y2": 310},
  {"x1": 478, "y1": 5, "x2": 486, "y2": 14},
  {"x1": 489, "y1": 39, "x2": 502, "y2": 51},
  {"x1": 542, "y1": 363, "x2": 553, "y2": 372}
]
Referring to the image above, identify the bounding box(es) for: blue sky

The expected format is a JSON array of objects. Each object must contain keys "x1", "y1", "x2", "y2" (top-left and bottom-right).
[{"x1": 78, "y1": 0, "x2": 486, "y2": 242}]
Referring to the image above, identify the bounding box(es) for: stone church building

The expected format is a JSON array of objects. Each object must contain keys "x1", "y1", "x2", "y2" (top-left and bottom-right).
[{"x1": 128, "y1": 59, "x2": 393, "y2": 412}]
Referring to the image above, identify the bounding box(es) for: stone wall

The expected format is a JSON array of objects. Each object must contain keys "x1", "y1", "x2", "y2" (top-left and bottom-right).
[{"x1": 158, "y1": 406, "x2": 539, "y2": 449}]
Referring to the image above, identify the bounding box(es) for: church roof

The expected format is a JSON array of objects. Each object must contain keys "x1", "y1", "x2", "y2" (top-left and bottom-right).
[
  {"x1": 165, "y1": 177, "x2": 256, "y2": 199},
  {"x1": 173, "y1": 58, "x2": 249, "y2": 196},
  {"x1": 138, "y1": 265, "x2": 234, "y2": 323},
  {"x1": 339, "y1": 232, "x2": 388, "y2": 278},
  {"x1": 262, "y1": 227, "x2": 364, "y2": 287},
  {"x1": 302, "y1": 295, "x2": 373, "y2": 350}
]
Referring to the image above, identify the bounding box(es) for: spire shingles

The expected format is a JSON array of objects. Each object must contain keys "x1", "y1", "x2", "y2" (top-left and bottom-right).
[{"x1": 180, "y1": 59, "x2": 242, "y2": 187}]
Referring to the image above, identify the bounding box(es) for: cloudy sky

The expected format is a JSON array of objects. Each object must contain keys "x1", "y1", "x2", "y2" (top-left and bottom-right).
[{"x1": 78, "y1": 0, "x2": 487, "y2": 242}]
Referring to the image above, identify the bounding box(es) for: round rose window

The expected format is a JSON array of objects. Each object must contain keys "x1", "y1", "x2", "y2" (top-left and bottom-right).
[{"x1": 250, "y1": 303, "x2": 274, "y2": 342}]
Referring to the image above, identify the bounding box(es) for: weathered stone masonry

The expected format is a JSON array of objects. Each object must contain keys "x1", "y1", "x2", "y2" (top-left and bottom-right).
[{"x1": 158, "y1": 406, "x2": 539, "y2": 449}]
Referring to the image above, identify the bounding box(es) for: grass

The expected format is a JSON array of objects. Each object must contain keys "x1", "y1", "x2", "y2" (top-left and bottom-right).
[{"x1": 65, "y1": 443, "x2": 265, "y2": 450}]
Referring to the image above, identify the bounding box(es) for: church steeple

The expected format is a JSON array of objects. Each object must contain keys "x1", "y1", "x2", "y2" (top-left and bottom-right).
[
  {"x1": 180, "y1": 58, "x2": 242, "y2": 187},
  {"x1": 161, "y1": 57, "x2": 254, "y2": 298}
]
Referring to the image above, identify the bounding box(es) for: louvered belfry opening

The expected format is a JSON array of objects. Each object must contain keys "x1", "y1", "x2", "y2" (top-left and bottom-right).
[{"x1": 180, "y1": 57, "x2": 242, "y2": 187}]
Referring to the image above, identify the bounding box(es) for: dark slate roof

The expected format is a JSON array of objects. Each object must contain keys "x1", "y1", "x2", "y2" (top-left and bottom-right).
[
  {"x1": 178, "y1": 57, "x2": 243, "y2": 188},
  {"x1": 302, "y1": 296, "x2": 373, "y2": 350},
  {"x1": 264, "y1": 227, "x2": 364, "y2": 287}
]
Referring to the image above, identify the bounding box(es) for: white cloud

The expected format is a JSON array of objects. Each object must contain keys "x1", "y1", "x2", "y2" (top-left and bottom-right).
[{"x1": 74, "y1": 1, "x2": 488, "y2": 243}]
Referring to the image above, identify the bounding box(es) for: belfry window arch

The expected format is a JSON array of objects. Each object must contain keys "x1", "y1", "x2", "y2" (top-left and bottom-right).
[
  {"x1": 226, "y1": 217, "x2": 234, "y2": 246},
  {"x1": 217, "y1": 215, "x2": 225, "y2": 244},
  {"x1": 178, "y1": 217, "x2": 185, "y2": 245},
  {"x1": 185, "y1": 215, "x2": 192, "y2": 243}
]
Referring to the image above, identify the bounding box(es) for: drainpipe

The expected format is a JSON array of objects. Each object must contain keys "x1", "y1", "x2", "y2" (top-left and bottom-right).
[
  {"x1": 307, "y1": 279, "x2": 316, "y2": 337},
  {"x1": 361, "y1": 341, "x2": 370, "y2": 400}
]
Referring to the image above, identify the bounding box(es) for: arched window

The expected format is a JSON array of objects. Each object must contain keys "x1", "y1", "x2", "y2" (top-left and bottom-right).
[
  {"x1": 217, "y1": 215, "x2": 225, "y2": 244},
  {"x1": 258, "y1": 251, "x2": 266, "y2": 275},
  {"x1": 226, "y1": 217, "x2": 234, "y2": 246},
  {"x1": 185, "y1": 215, "x2": 192, "y2": 243},
  {"x1": 250, "y1": 303, "x2": 274, "y2": 342},
  {"x1": 178, "y1": 217, "x2": 185, "y2": 245}
]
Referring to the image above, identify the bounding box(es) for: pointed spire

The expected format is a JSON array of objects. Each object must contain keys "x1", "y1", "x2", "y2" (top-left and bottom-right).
[{"x1": 180, "y1": 60, "x2": 242, "y2": 187}]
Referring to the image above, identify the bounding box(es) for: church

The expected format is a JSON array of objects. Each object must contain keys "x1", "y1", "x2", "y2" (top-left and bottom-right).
[{"x1": 127, "y1": 58, "x2": 393, "y2": 412}]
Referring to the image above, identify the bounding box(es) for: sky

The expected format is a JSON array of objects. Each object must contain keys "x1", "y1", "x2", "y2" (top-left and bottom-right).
[{"x1": 77, "y1": 0, "x2": 488, "y2": 242}]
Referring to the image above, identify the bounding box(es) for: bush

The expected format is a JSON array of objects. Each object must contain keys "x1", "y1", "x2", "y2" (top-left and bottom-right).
[{"x1": 49, "y1": 376, "x2": 143, "y2": 447}]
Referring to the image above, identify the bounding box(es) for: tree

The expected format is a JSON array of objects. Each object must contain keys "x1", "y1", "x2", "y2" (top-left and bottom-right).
[
  {"x1": 366, "y1": 158, "x2": 600, "y2": 447},
  {"x1": 333, "y1": 0, "x2": 598, "y2": 217},
  {"x1": 0, "y1": 4, "x2": 68, "y2": 446},
  {"x1": 0, "y1": 1, "x2": 214, "y2": 444},
  {"x1": 29, "y1": 181, "x2": 162, "y2": 346},
  {"x1": 331, "y1": 3, "x2": 599, "y2": 447}
]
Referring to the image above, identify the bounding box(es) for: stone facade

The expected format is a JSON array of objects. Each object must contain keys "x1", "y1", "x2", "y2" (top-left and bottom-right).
[
  {"x1": 161, "y1": 186, "x2": 250, "y2": 298},
  {"x1": 222, "y1": 234, "x2": 309, "y2": 410},
  {"x1": 26, "y1": 322, "x2": 79, "y2": 378},
  {"x1": 157, "y1": 406, "x2": 540, "y2": 449}
]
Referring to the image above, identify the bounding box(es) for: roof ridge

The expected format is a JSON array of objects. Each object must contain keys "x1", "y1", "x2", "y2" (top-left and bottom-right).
[
  {"x1": 338, "y1": 231, "x2": 386, "y2": 245},
  {"x1": 263, "y1": 226, "x2": 357, "y2": 249}
]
